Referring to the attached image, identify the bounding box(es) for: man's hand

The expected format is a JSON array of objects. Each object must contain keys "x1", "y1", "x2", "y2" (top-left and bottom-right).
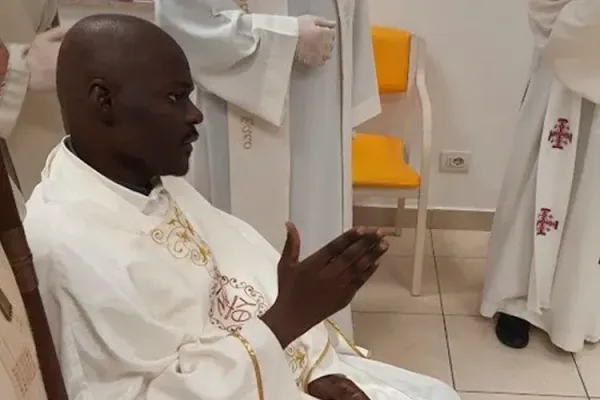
[
  {"x1": 24, "y1": 26, "x2": 67, "y2": 92},
  {"x1": 260, "y1": 223, "x2": 388, "y2": 348},
  {"x1": 296, "y1": 15, "x2": 336, "y2": 68},
  {"x1": 308, "y1": 374, "x2": 370, "y2": 400},
  {"x1": 0, "y1": 39, "x2": 9, "y2": 85}
]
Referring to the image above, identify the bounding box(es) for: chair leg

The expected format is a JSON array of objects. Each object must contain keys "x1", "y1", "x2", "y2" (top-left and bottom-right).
[
  {"x1": 394, "y1": 197, "x2": 405, "y2": 237},
  {"x1": 412, "y1": 191, "x2": 428, "y2": 297}
]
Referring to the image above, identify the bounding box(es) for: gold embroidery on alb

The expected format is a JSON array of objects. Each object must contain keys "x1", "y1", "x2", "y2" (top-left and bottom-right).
[
  {"x1": 209, "y1": 275, "x2": 268, "y2": 332},
  {"x1": 241, "y1": 115, "x2": 254, "y2": 149},
  {"x1": 285, "y1": 341, "x2": 308, "y2": 374},
  {"x1": 302, "y1": 337, "x2": 331, "y2": 391},
  {"x1": 148, "y1": 194, "x2": 313, "y2": 385},
  {"x1": 150, "y1": 204, "x2": 214, "y2": 274},
  {"x1": 230, "y1": 331, "x2": 264, "y2": 400}
]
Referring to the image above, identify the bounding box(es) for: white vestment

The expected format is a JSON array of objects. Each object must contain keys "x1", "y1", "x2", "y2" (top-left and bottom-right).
[
  {"x1": 0, "y1": 0, "x2": 60, "y2": 398},
  {"x1": 481, "y1": 0, "x2": 600, "y2": 352},
  {"x1": 25, "y1": 141, "x2": 460, "y2": 400},
  {"x1": 155, "y1": 0, "x2": 381, "y2": 336}
]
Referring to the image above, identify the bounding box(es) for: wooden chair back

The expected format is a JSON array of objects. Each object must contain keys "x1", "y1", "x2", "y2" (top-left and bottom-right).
[{"x1": 0, "y1": 145, "x2": 68, "y2": 399}]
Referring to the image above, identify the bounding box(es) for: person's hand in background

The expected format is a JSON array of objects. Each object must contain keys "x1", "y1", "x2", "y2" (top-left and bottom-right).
[
  {"x1": 296, "y1": 15, "x2": 336, "y2": 68},
  {"x1": 24, "y1": 26, "x2": 67, "y2": 91}
]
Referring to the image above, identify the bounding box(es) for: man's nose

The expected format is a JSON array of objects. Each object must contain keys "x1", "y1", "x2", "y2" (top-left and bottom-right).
[{"x1": 186, "y1": 100, "x2": 204, "y2": 125}]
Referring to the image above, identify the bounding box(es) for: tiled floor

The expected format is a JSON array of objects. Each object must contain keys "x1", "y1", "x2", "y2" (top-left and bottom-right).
[{"x1": 351, "y1": 229, "x2": 600, "y2": 399}]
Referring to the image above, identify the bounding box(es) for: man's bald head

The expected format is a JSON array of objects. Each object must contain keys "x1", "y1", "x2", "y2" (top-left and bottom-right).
[
  {"x1": 57, "y1": 14, "x2": 182, "y2": 103},
  {"x1": 56, "y1": 14, "x2": 202, "y2": 188}
]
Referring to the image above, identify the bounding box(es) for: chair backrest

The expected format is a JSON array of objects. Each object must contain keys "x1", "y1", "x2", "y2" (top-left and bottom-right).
[
  {"x1": 0, "y1": 144, "x2": 67, "y2": 400},
  {"x1": 367, "y1": 25, "x2": 432, "y2": 158},
  {"x1": 371, "y1": 26, "x2": 412, "y2": 94}
]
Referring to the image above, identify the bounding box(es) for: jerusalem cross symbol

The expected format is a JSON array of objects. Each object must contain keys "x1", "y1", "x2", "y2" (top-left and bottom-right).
[
  {"x1": 548, "y1": 118, "x2": 573, "y2": 150},
  {"x1": 536, "y1": 208, "x2": 559, "y2": 236}
]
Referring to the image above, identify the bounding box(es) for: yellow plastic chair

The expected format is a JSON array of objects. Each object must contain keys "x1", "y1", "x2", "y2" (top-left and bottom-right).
[{"x1": 353, "y1": 27, "x2": 432, "y2": 296}]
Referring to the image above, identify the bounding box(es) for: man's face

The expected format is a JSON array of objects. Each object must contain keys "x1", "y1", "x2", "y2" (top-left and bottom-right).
[{"x1": 110, "y1": 53, "x2": 203, "y2": 178}]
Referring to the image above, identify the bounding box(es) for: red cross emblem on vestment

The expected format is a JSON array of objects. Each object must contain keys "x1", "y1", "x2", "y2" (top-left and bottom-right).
[
  {"x1": 536, "y1": 208, "x2": 559, "y2": 236},
  {"x1": 548, "y1": 118, "x2": 573, "y2": 150}
]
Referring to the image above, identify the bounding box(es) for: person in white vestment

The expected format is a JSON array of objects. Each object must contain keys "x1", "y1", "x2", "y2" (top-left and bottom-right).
[
  {"x1": 25, "y1": 15, "x2": 460, "y2": 400},
  {"x1": 0, "y1": 0, "x2": 65, "y2": 199},
  {"x1": 481, "y1": 0, "x2": 600, "y2": 352},
  {"x1": 0, "y1": 2, "x2": 65, "y2": 398},
  {"x1": 155, "y1": 0, "x2": 382, "y2": 336}
]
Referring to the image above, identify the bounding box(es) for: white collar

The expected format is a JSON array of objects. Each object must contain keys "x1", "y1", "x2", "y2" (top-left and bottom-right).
[{"x1": 42, "y1": 139, "x2": 169, "y2": 213}]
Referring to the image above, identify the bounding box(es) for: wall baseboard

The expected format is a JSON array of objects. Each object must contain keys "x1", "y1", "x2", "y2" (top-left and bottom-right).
[{"x1": 353, "y1": 206, "x2": 494, "y2": 232}]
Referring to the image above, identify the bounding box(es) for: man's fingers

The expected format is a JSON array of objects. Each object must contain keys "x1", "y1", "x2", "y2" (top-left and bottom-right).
[
  {"x1": 360, "y1": 261, "x2": 381, "y2": 284},
  {"x1": 327, "y1": 231, "x2": 382, "y2": 276},
  {"x1": 323, "y1": 27, "x2": 337, "y2": 41},
  {"x1": 359, "y1": 241, "x2": 388, "y2": 281},
  {"x1": 306, "y1": 227, "x2": 365, "y2": 265},
  {"x1": 39, "y1": 26, "x2": 68, "y2": 42},
  {"x1": 337, "y1": 238, "x2": 388, "y2": 287},
  {"x1": 314, "y1": 18, "x2": 336, "y2": 29},
  {"x1": 280, "y1": 221, "x2": 301, "y2": 264}
]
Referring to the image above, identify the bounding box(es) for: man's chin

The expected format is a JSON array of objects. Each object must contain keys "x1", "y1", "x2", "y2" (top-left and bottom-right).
[{"x1": 164, "y1": 161, "x2": 190, "y2": 178}]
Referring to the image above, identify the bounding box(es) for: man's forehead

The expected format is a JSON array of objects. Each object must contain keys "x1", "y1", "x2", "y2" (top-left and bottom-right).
[{"x1": 131, "y1": 52, "x2": 192, "y2": 86}]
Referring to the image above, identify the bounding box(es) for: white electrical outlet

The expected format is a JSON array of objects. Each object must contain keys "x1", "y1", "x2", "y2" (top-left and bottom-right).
[{"x1": 439, "y1": 151, "x2": 471, "y2": 173}]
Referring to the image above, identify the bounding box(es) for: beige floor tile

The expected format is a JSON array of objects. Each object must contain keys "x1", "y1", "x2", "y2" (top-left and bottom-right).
[
  {"x1": 459, "y1": 394, "x2": 586, "y2": 399},
  {"x1": 575, "y1": 343, "x2": 600, "y2": 397},
  {"x1": 353, "y1": 313, "x2": 453, "y2": 385},
  {"x1": 430, "y1": 210, "x2": 494, "y2": 232},
  {"x1": 352, "y1": 255, "x2": 441, "y2": 314},
  {"x1": 432, "y1": 230, "x2": 490, "y2": 258},
  {"x1": 386, "y1": 228, "x2": 434, "y2": 257},
  {"x1": 446, "y1": 316, "x2": 586, "y2": 397},
  {"x1": 437, "y1": 258, "x2": 486, "y2": 316}
]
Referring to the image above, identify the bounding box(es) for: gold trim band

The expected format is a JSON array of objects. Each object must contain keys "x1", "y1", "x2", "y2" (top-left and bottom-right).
[
  {"x1": 302, "y1": 337, "x2": 331, "y2": 392},
  {"x1": 231, "y1": 332, "x2": 265, "y2": 400},
  {"x1": 325, "y1": 319, "x2": 367, "y2": 358}
]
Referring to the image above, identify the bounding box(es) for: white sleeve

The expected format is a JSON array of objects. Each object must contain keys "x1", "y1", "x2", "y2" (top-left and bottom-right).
[
  {"x1": 155, "y1": 0, "x2": 299, "y2": 127},
  {"x1": 0, "y1": 44, "x2": 29, "y2": 140},
  {"x1": 545, "y1": 0, "x2": 600, "y2": 103},
  {"x1": 527, "y1": 0, "x2": 571, "y2": 49},
  {"x1": 351, "y1": 0, "x2": 380, "y2": 128},
  {"x1": 303, "y1": 320, "x2": 370, "y2": 385}
]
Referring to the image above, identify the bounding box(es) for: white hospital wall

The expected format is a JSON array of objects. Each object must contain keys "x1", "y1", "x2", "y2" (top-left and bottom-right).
[
  {"x1": 362, "y1": 0, "x2": 534, "y2": 212},
  {"x1": 58, "y1": 0, "x2": 534, "y2": 212}
]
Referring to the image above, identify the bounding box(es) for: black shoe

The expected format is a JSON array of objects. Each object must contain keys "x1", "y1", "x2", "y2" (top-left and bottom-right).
[{"x1": 495, "y1": 313, "x2": 530, "y2": 349}]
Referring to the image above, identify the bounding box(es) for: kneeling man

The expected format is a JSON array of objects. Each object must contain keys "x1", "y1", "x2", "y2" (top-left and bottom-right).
[{"x1": 25, "y1": 14, "x2": 460, "y2": 400}]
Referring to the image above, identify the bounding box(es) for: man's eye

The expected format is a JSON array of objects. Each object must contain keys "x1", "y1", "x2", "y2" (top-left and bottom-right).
[{"x1": 168, "y1": 93, "x2": 184, "y2": 103}]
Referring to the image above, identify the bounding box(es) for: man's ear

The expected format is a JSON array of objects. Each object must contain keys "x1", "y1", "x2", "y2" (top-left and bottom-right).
[{"x1": 89, "y1": 79, "x2": 114, "y2": 124}]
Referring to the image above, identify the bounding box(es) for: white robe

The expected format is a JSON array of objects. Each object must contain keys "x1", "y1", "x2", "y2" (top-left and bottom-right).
[
  {"x1": 0, "y1": 1, "x2": 59, "y2": 398},
  {"x1": 24, "y1": 140, "x2": 460, "y2": 400},
  {"x1": 0, "y1": 0, "x2": 64, "y2": 199},
  {"x1": 481, "y1": 0, "x2": 600, "y2": 353},
  {"x1": 155, "y1": 0, "x2": 381, "y2": 336}
]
